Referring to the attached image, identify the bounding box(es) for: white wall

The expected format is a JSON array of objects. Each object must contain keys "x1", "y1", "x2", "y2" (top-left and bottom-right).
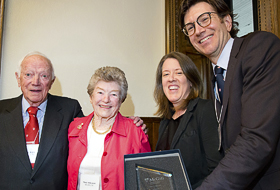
[{"x1": 0, "y1": 0, "x2": 165, "y2": 116}]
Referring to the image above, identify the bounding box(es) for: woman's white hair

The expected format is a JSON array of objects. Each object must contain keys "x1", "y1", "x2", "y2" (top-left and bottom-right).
[{"x1": 87, "y1": 66, "x2": 128, "y2": 103}]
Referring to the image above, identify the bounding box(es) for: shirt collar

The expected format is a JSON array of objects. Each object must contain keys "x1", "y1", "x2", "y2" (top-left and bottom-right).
[
  {"x1": 22, "y1": 96, "x2": 48, "y2": 114},
  {"x1": 212, "y1": 38, "x2": 234, "y2": 71}
]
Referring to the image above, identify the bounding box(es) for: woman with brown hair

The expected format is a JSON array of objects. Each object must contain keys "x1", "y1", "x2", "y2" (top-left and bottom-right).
[{"x1": 154, "y1": 52, "x2": 222, "y2": 188}]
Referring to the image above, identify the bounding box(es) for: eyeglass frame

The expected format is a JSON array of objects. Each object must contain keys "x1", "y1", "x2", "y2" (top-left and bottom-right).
[{"x1": 182, "y1": 12, "x2": 216, "y2": 37}]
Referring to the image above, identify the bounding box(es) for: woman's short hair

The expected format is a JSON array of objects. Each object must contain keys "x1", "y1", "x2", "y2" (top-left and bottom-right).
[
  {"x1": 87, "y1": 66, "x2": 128, "y2": 103},
  {"x1": 180, "y1": 0, "x2": 239, "y2": 38},
  {"x1": 154, "y1": 52, "x2": 203, "y2": 119}
]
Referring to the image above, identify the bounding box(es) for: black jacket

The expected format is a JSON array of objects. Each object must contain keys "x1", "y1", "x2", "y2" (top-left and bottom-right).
[
  {"x1": 156, "y1": 98, "x2": 223, "y2": 188},
  {"x1": 0, "y1": 94, "x2": 83, "y2": 190}
]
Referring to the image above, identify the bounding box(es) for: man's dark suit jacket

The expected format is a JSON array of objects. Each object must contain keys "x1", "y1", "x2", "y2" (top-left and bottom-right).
[
  {"x1": 155, "y1": 98, "x2": 223, "y2": 189},
  {"x1": 198, "y1": 31, "x2": 280, "y2": 189},
  {"x1": 0, "y1": 94, "x2": 83, "y2": 190}
]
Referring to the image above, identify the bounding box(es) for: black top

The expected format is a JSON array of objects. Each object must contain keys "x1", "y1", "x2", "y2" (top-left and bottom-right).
[{"x1": 156, "y1": 115, "x2": 182, "y2": 150}]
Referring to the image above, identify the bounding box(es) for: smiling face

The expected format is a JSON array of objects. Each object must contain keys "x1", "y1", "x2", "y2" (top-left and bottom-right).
[
  {"x1": 184, "y1": 2, "x2": 232, "y2": 64},
  {"x1": 16, "y1": 55, "x2": 55, "y2": 107},
  {"x1": 162, "y1": 58, "x2": 192, "y2": 108},
  {"x1": 90, "y1": 80, "x2": 121, "y2": 120}
]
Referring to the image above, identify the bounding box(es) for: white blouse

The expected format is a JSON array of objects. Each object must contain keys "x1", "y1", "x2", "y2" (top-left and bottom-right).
[{"x1": 77, "y1": 119, "x2": 111, "y2": 190}]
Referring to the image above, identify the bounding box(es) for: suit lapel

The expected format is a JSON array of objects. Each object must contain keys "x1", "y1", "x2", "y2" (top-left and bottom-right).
[
  {"x1": 32, "y1": 95, "x2": 63, "y2": 175},
  {"x1": 170, "y1": 98, "x2": 198, "y2": 149},
  {"x1": 4, "y1": 95, "x2": 32, "y2": 173},
  {"x1": 220, "y1": 37, "x2": 244, "y2": 125},
  {"x1": 155, "y1": 119, "x2": 169, "y2": 150},
  {"x1": 71, "y1": 112, "x2": 94, "y2": 147}
]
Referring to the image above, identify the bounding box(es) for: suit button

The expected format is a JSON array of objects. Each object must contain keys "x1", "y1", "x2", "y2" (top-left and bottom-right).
[
  {"x1": 103, "y1": 152, "x2": 107, "y2": 156},
  {"x1": 30, "y1": 179, "x2": 34, "y2": 184},
  {"x1": 104, "y1": 178, "x2": 109, "y2": 183}
]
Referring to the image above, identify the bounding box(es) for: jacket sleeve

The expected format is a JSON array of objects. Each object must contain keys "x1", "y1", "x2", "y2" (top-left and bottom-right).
[
  {"x1": 139, "y1": 129, "x2": 152, "y2": 153},
  {"x1": 197, "y1": 32, "x2": 280, "y2": 189}
]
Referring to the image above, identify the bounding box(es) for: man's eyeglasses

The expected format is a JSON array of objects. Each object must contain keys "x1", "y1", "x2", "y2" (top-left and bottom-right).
[{"x1": 182, "y1": 12, "x2": 216, "y2": 36}]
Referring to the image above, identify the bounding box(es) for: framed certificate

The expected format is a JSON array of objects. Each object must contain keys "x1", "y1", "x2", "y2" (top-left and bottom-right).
[{"x1": 124, "y1": 149, "x2": 192, "y2": 190}]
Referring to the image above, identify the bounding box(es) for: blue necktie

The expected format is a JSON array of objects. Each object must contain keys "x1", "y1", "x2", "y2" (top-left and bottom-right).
[{"x1": 215, "y1": 66, "x2": 225, "y2": 104}]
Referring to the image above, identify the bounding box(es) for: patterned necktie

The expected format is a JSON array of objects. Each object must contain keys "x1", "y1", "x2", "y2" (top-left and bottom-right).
[
  {"x1": 215, "y1": 66, "x2": 225, "y2": 104},
  {"x1": 25, "y1": 107, "x2": 39, "y2": 144}
]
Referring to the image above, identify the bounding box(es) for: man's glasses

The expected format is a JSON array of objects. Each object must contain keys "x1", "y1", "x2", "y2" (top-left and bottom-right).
[{"x1": 182, "y1": 12, "x2": 216, "y2": 36}]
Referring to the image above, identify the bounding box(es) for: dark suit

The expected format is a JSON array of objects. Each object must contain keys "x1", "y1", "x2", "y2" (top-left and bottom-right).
[
  {"x1": 0, "y1": 94, "x2": 83, "y2": 190},
  {"x1": 198, "y1": 31, "x2": 280, "y2": 189},
  {"x1": 155, "y1": 98, "x2": 223, "y2": 189}
]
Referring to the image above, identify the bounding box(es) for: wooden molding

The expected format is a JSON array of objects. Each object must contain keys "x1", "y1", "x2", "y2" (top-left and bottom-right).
[
  {"x1": 142, "y1": 117, "x2": 161, "y2": 151},
  {"x1": 165, "y1": 0, "x2": 177, "y2": 53},
  {"x1": 258, "y1": 0, "x2": 280, "y2": 38},
  {"x1": 0, "y1": 0, "x2": 5, "y2": 75}
]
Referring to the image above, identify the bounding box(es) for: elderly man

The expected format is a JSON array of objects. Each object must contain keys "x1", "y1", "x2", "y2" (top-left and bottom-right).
[
  {"x1": 0, "y1": 52, "x2": 83, "y2": 189},
  {"x1": 0, "y1": 52, "x2": 145, "y2": 190},
  {"x1": 180, "y1": 0, "x2": 280, "y2": 189}
]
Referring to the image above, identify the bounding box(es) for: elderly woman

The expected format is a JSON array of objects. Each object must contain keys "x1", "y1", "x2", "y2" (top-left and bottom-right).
[
  {"x1": 154, "y1": 52, "x2": 223, "y2": 188},
  {"x1": 67, "y1": 66, "x2": 151, "y2": 190}
]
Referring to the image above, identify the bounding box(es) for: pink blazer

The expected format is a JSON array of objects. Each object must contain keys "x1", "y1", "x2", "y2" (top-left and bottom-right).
[{"x1": 67, "y1": 112, "x2": 151, "y2": 190}]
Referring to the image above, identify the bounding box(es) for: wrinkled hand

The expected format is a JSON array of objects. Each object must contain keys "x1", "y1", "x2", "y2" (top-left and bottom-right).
[{"x1": 129, "y1": 116, "x2": 148, "y2": 134}]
